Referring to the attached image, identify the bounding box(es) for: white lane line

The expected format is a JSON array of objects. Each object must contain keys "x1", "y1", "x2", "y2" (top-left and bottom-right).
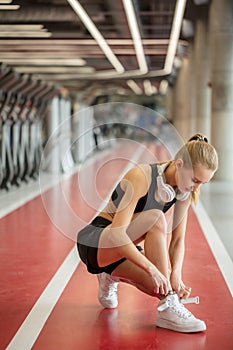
[
  {"x1": 5, "y1": 142, "x2": 146, "y2": 350},
  {"x1": 193, "y1": 200, "x2": 233, "y2": 297},
  {"x1": 6, "y1": 246, "x2": 80, "y2": 350}
]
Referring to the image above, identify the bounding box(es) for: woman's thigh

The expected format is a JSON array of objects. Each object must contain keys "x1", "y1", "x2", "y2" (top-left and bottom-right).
[
  {"x1": 97, "y1": 209, "x2": 164, "y2": 267},
  {"x1": 126, "y1": 209, "x2": 166, "y2": 241}
]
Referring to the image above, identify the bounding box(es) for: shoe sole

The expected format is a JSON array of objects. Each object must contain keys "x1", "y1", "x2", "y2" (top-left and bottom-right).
[{"x1": 156, "y1": 318, "x2": 206, "y2": 333}]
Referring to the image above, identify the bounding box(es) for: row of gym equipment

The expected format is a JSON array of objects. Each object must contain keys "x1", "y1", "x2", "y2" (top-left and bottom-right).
[{"x1": 0, "y1": 64, "x2": 58, "y2": 191}]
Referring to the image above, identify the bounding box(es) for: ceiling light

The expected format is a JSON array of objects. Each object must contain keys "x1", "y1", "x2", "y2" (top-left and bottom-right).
[
  {"x1": 122, "y1": 0, "x2": 148, "y2": 74},
  {"x1": 0, "y1": 31, "x2": 51, "y2": 37},
  {"x1": 3, "y1": 0, "x2": 184, "y2": 81},
  {"x1": 33, "y1": 73, "x2": 98, "y2": 80},
  {"x1": 143, "y1": 79, "x2": 152, "y2": 96},
  {"x1": 14, "y1": 67, "x2": 95, "y2": 74},
  {"x1": 66, "y1": 0, "x2": 125, "y2": 74},
  {"x1": 126, "y1": 80, "x2": 143, "y2": 95},
  {"x1": 143, "y1": 80, "x2": 157, "y2": 95},
  {"x1": 164, "y1": 0, "x2": 187, "y2": 73},
  {"x1": 151, "y1": 86, "x2": 158, "y2": 94},
  {"x1": 0, "y1": 5, "x2": 20, "y2": 10},
  {"x1": 0, "y1": 24, "x2": 52, "y2": 37},
  {"x1": 67, "y1": 0, "x2": 186, "y2": 80},
  {"x1": 159, "y1": 80, "x2": 168, "y2": 95},
  {"x1": 0, "y1": 58, "x2": 86, "y2": 66},
  {"x1": 0, "y1": 25, "x2": 44, "y2": 31},
  {"x1": 0, "y1": 0, "x2": 20, "y2": 11}
]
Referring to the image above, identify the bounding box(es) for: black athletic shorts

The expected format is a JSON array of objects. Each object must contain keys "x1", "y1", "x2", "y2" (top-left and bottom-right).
[{"x1": 77, "y1": 216, "x2": 143, "y2": 275}]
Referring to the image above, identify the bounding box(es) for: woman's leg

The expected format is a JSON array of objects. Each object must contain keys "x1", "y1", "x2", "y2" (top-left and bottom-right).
[{"x1": 98, "y1": 209, "x2": 171, "y2": 296}]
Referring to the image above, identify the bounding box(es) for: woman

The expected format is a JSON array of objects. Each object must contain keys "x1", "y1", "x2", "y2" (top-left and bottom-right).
[{"x1": 77, "y1": 133, "x2": 218, "y2": 333}]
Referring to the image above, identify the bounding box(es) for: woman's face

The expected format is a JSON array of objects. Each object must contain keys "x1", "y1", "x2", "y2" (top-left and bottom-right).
[{"x1": 175, "y1": 160, "x2": 215, "y2": 193}]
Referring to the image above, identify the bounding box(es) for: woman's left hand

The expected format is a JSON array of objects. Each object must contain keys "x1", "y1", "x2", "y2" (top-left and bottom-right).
[{"x1": 170, "y1": 271, "x2": 191, "y2": 299}]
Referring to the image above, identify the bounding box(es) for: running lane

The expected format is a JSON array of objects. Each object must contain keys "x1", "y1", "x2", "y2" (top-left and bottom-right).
[
  {"x1": 31, "y1": 206, "x2": 233, "y2": 350},
  {"x1": 1, "y1": 141, "x2": 146, "y2": 350},
  {"x1": 2, "y1": 142, "x2": 232, "y2": 350}
]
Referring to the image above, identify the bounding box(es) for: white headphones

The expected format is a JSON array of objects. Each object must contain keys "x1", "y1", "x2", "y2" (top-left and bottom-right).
[{"x1": 157, "y1": 163, "x2": 190, "y2": 202}]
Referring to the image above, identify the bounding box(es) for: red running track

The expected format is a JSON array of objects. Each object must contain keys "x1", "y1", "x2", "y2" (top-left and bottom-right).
[{"x1": 0, "y1": 141, "x2": 232, "y2": 350}]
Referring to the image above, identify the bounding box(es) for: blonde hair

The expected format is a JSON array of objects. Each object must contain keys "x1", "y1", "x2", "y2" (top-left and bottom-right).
[{"x1": 175, "y1": 133, "x2": 218, "y2": 203}]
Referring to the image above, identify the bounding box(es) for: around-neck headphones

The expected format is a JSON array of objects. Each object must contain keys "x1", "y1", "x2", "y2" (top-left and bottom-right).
[{"x1": 157, "y1": 163, "x2": 190, "y2": 202}]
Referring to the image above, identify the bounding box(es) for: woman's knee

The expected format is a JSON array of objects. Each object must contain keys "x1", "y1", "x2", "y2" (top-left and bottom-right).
[{"x1": 146, "y1": 209, "x2": 167, "y2": 234}]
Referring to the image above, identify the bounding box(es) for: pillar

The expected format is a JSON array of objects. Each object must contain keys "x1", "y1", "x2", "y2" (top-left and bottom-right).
[
  {"x1": 172, "y1": 46, "x2": 194, "y2": 142},
  {"x1": 209, "y1": 0, "x2": 233, "y2": 181},
  {"x1": 194, "y1": 12, "x2": 211, "y2": 139},
  {"x1": 45, "y1": 96, "x2": 61, "y2": 172}
]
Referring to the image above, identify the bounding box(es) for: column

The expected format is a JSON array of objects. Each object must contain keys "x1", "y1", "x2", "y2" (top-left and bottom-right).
[
  {"x1": 59, "y1": 98, "x2": 74, "y2": 173},
  {"x1": 172, "y1": 46, "x2": 194, "y2": 142},
  {"x1": 209, "y1": 0, "x2": 233, "y2": 181},
  {"x1": 45, "y1": 96, "x2": 61, "y2": 172},
  {"x1": 194, "y1": 13, "x2": 211, "y2": 139},
  {"x1": 165, "y1": 86, "x2": 174, "y2": 122}
]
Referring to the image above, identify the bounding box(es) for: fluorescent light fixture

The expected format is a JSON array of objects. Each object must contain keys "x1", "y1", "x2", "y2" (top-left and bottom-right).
[
  {"x1": 0, "y1": 31, "x2": 51, "y2": 37},
  {"x1": 143, "y1": 80, "x2": 154, "y2": 96},
  {"x1": 0, "y1": 5, "x2": 20, "y2": 10},
  {"x1": 0, "y1": 0, "x2": 13, "y2": 3},
  {"x1": 66, "y1": 0, "x2": 125, "y2": 73},
  {"x1": 122, "y1": 0, "x2": 148, "y2": 74},
  {"x1": 14, "y1": 66, "x2": 95, "y2": 74},
  {"x1": 159, "y1": 80, "x2": 168, "y2": 95},
  {"x1": 126, "y1": 80, "x2": 143, "y2": 95},
  {"x1": 0, "y1": 25, "x2": 44, "y2": 31},
  {"x1": 143, "y1": 80, "x2": 158, "y2": 95},
  {"x1": 0, "y1": 58, "x2": 86, "y2": 66},
  {"x1": 164, "y1": 0, "x2": 187, "y2": 73},
  {"x1": 65, "y1": 0, "x2": 186, "y2": 80},
  {"x1": 33, "y1": 73, "x2": 98, "y2": 80},
  {"x1": 0, "y1": 23, "x2": 48, "y2": 34},
  {"x1": 151, "y1": 85, "x2": 158, "y2": 94},
  {"x1": 1, "y1": 0, "x2": 184, "y2": 81}
]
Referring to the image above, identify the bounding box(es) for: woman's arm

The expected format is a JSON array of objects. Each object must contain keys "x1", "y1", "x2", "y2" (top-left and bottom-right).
[
  {"x1": 169, "y1": 198, "x2": 191, "y2": 298},
  {"x1": 169, "y1": 213, "x2": 187, "y2": 273},
  {"x1": 104, "y1": 165, "x2": 169, "y2": 294},
  {"x1": 107, "y1": 166, "x2": 154, "y2": 270}
]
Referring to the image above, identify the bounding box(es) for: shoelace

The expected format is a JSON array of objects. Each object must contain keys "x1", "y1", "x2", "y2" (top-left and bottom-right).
[
  {"x1": 157, "y1": 295, "x2": 199, "y2": 319},
  {"x1": 170, "y1": 300, "x2": 192, "y2": 319},
  {"x1": 102, "y1": 275, "x2": 119, "y2": 297}
]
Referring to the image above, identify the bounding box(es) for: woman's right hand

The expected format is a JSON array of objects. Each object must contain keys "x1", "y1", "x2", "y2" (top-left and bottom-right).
[{"x1": 148, "y1": 265, "x2": 170, "y2": 296}]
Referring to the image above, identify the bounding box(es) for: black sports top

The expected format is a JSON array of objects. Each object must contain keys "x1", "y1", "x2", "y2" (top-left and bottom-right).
[{"x1": 111, "y1": 163, "x2": 176, "y2": 214}]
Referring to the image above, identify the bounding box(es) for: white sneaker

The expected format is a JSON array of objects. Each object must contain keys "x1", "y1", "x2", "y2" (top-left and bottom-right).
[
  {"x1": 156, "y1": 293, "x2": 206, "y2": 333},
  {"x1": 97, "y1": 272, "x2": 119, "y2": 308}
]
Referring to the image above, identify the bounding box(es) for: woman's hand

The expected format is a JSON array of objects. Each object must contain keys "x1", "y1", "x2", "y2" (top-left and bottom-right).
[
  {"x1": 148, "y1": 266, "x2": 170, "y2": 296},
  {"x1": 170, "y1": 270, "x2": 191, "y2": 299}
]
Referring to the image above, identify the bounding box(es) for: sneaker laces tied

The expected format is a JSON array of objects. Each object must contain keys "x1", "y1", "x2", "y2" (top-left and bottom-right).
[
  {"x1": 102, "y1": 275, "x2": 119, "y2": 296},
  {"x1": 157, "y1": 294, "x2": 195, "y2": 319}
]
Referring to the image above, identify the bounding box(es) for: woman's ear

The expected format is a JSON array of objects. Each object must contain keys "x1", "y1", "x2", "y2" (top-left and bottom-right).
[{"x1": 175, "y1": 159, "x2": 184, "y2": 169}]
